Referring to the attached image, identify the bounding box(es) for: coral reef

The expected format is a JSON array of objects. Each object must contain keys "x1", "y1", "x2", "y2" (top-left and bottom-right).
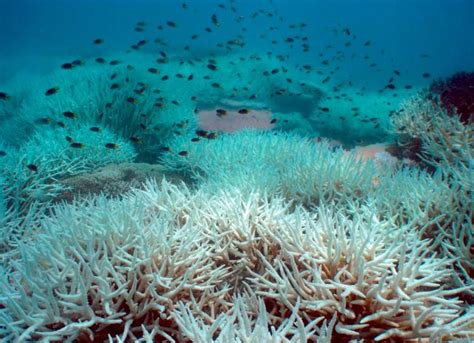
[
  {"x1": 393, "y1": 94, "x2": 473, "y2": 171},
  {"x1": 430, "y1": 71, "x2": 474, "y2": 124},
  {"x1": 0, "y1": 126, "x2": 136, "y2": 212},
  {"x1": 392, "y1": 93, "x2": 473, "y2": 301},
  {"x1": 0, "y1": 51, "x2": 472, "y2": 342},
  {"x1": 0, "y1": 180, "x2": 472, "y2": 341},
  {"x1": 161, "y1": 131, "x2": 378, "y2": 207}
]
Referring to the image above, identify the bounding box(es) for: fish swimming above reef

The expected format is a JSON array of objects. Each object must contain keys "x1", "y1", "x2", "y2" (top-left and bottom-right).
[
  {"x1": 0, "y1": 92, "x2": 10, "y2": 100},
  {"x1": 45, "y1": 87, "x2": 59, "y2": 96}
]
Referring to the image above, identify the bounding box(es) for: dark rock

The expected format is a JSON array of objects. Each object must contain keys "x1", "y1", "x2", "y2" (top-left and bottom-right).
[{"x1": 54, "y1": 163, "x2": 188, "y2": 203}]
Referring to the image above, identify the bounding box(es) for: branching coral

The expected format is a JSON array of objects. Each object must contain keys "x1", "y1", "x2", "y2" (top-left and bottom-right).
[
  {"x1": 0, "y1": 126, "x2": 136, "y2": 213},
  {"x1": 0, "y1": 180, "x2": 471, "y2": 341},
  {"x1": 172, "y1": 298, "x2": 336, "y2": 342},
  {"x1": 370, "y1": 168, "x2": 464, "y2": 229},
  {"x1": 392, "y1": 94, "x2": 474, "y2": 172},
  {"x1": 437, "y1": 211, "x2": 474, "y2": 302},
  {"x1": 17, "y1": 66, "x2": 156, "y2": 139},
  {"x1": 161, "y1": 131, "x2": 378, "y2": 207},
  {"x1": 391, "y1": 92, "x2": 473, "y2": 311}
]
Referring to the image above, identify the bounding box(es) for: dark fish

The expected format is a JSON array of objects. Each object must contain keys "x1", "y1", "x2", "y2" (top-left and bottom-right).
[
  {"x1": 196, "y1": 130, "x2": 208, "y2": 137},
  {"x1": 270, "y1": 118, "x2": 277, "y2": 124},
  {"x1": 61, "y1": 63, "x2": 74, "y2": 70},
  {"x1": 105, "y1": 143, "x2": 119, "y2": 149},
  {"x1": 93, "y1": 38, "x2": 104, "y2": 45},
  {"x1": 364, "y1": 41, "x2": 371, "y2": 46},
  {"x1": 89, "y1": 127, "x2": 101, "y2": 132},
  {"x1": 148, "y1": 68, "x2": 159, "y2": 74},
  {"x1": 319, "y1": 107, "x2": 330, "y2": 112},
  {"x1": 35, "y1": 117, "x2": 53, "y2": 125},
  {"x1": 385, "y1": 84, "x2": 396, "y2": 90},
  {"x1": 110, "y1": 83, "x2": 120, "y2": 90},
  {"x1": 191, "y1": 137, "x2": 199, "y2": 142},
  {"x1": 57, "y1": 121, "x2": 66, "y2": 128},
  {"x1": 211, "y1": 14, "x2": 220, "y2": 27},
  {"x1": 127, "y1": 97, "x2": 139, "y2": 104},
  {"x1": 0, "y1": 150, "x2": 7, "y2": 157},
  {"x1": 45, "y1": 87, "x2": 59, "y2": 96},
  {"x1": 161, "y1": 146, "x2": 171, "y2": 152},
  {"x1": 129, "y1": 136, "x2": 142, "y2": 144},
  {"x1": 422, "y1": 73, "x2": 431, "y2": 78},
  {"x1": 216, "y1": 108, "x2": 227, "y2": 117},
  {"x1": 167, "y1": 21, "x2": 177, "y2": 28},
  {"x1": 70, "y1": 142, "x2": 84, "y2": 148},
  {"x1": 187, "y1": 74, "x2": 194, "y2": 80},
  {"x1": 95, "y1": 57, "x2": 106, "y2": 64},
  {"x1": 178, "y1": 150, "x2": 188, "y2": 156},
  {"x1": 27, "y1": 164, "x2": 38, "y2": 172},
  {"x1": 207, "y1": 64, "x2": 218, "y2": 71},
  {"x1": 394, "y1": 70, "x2": 400, "y2": 76},
  {"x1": 0, "y1": 92, "x2": 10, "y2": 100},
  {"x1": 62, "y1": 111, "x2": 76, "y2": 119},
  {"x1": 238, "y1": 109, "x2": 249, "y2": 114},
  {"x1": 161, "y1": 75, "x2": 169, "y2": 81},
  {"x1": 109, "y1": 60, "x2": 121, "y2": 66},
  {"x1": 211, "y1": 82, "x2": 221, "y2": 88}
]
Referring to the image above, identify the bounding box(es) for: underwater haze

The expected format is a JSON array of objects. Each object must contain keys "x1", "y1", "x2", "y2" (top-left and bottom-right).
[{"x1": 0, "y1": 0, "x2": 473, "y2": 342}]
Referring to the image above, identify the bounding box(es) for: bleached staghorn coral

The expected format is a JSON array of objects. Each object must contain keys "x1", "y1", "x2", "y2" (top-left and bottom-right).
[
  {"x1": 161, "y1": 131, "x2": 378, "y2": 207},
  {"x1": 161, "y1": 130, "x2": 462, "y2": 233},
  {"x1": 0, "y1": 180, "x2": 471, "y2": 342},
  {"x1": 370, "y1": 168, "x2": 463, "y2": 229},
  {"x1": 392, "y1": 94, "x2": 474, "y2": 172},
  {"x1": 0, "y1": 126, "x2": 136, "y2": 213},
  {"x1": 437, "y1": 211, "x2": 474, "y2": 300},
  {"x1": 172, "y1": 298, "x2": 336, "y2": 343},
  {"x1": 392, "y1": 94, "x2": 473, "y2": 303}
]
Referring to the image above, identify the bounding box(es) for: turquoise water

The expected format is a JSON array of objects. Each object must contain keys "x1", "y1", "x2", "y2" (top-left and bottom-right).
[{"x1": 0, "y1": 1, "x2": 473, "y2": 341}]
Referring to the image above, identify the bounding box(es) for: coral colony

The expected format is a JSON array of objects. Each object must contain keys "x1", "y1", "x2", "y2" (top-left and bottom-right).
[{"x1": 0, "y1": 4, "x2": 473, "y2": 343}]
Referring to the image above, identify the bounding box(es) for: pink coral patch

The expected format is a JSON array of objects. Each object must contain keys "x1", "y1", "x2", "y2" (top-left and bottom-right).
[{"x1": 197, "y1": 108, "x2": 274, "y2": 132}]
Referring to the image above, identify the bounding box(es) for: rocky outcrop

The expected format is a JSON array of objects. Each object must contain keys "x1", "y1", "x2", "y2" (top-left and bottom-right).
[{"x1": 55, "y1": 163, "x2": 188, "y2": 202}]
